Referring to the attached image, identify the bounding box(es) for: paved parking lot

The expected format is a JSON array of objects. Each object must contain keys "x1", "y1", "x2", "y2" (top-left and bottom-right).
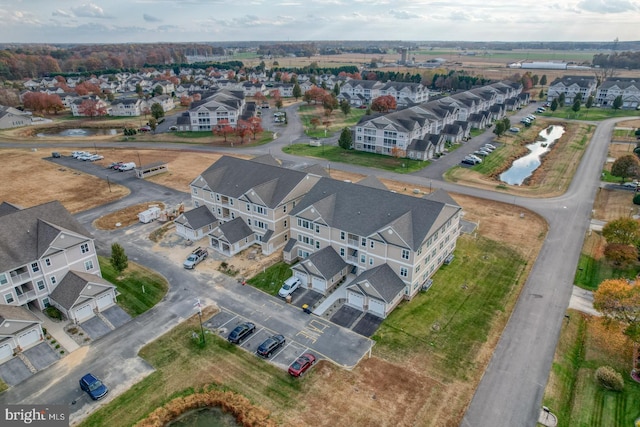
[
  {"x1": 352, "y1": 314, "x2": 384, "y2": 337},
  {"x1": 205, "y1": 311, "x2": 314, "y2": 371},
  {"x1": 81, "y1": 316, "x2": 112, "y2": 340},
  {"x1": 101, "y1": 305, "x2": 132, "y2": 329},
  {"x1": 290, "y1": 288, "x2": 324, "y2": 309}
]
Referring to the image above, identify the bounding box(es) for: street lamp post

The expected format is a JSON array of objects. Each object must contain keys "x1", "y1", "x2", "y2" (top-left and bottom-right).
[{"x1": 195, "y1": 298, "x2": 205, "y2": 345}]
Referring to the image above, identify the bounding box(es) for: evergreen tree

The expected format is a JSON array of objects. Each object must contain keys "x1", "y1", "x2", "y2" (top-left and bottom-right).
[
  {"x1": 110, "y1": 243, "x2": 128, "y2": 274},
  {"x1": 292, "y1": 83, "x2": 302, "y2": 100},
  {"x1": 338, "y1": 127, "x2": 353, "y2": 150},
  {"x1": 613, "y1": 95, "x2": 623, "y2": 110}
]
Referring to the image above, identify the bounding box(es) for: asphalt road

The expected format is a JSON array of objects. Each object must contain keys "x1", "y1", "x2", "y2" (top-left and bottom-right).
[{"x1": 0, "y1": 104, "x2": 632, "y2": 426}]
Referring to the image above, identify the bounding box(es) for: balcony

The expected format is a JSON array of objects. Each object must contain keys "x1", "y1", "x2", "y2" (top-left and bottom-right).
[
  {"x1": 9, "y1": 271, "x2": 31, "y2": 285},
  {"x1": 16, "y1": 290, "x2": 36, "y2": 304}
]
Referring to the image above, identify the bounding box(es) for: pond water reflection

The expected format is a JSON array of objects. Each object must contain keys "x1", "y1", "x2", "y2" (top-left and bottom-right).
[
  {"x1": 37, "y1": 128, "x2": 117, "y2": 137},
  {"x1": 499, "y1": 125, "x2": 565, "y2": 186}
]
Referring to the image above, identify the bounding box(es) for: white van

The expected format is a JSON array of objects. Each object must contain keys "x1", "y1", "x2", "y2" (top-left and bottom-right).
[{"x1": 118, "y1": 162, "x2": 136, "y2": 171}]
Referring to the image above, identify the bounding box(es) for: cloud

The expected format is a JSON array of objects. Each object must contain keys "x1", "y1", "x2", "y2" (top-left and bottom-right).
[
  {"x1": 577, "y1": 0, "x2": 638, "y2": 13},
  {"x1": 389, "y1": 9, "x2": 421, "y2": 19},
  {"x1": 143, "y1": 13, "x2": 162, "y2": 22},
  {"x1": 52, "y1": 9, "x2": 73, "y2": 18},
  {"x1": 71, "y1": 3, "x2": 112, "y2": 19}
]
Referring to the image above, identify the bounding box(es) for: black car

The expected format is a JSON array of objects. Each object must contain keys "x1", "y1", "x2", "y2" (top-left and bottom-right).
[
  {"x1": 461, "y1": 159, "x2": 476, "y2": 166},
  {"x1": 256, "y1": 334, "x2": 286, "y2": 358},
  {"x1": 227, "y1": 322, "x2": 256, "y2": 344}
]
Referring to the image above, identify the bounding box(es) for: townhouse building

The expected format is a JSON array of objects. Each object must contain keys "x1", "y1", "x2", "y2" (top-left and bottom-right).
[
  {"x1": 185, "y1": 155, "x2": 462, "y2": 318},
  {"x1": 547, "y1": 76, "x2": 597, "y2": 104},
  {"x1": 0, "y1": 201, "x2": 117, "y2": 360},
  {"x1": 353, "y1": 81, "x2": 522, "y2": 160},
  {"x1": 0, "y1": 106, "x2": 31, "y2": 129},
  {"x1": 109, "y1": 97, "x2": 145, "y2": 117},
  {"x1": 188, "y1": 155, "x2": 322, "y2": 256},
  {"x1": 596, "y1": 78, "x2": 640, "y2": 109},
  {"x1": 187, "y1": 89, "x2": 246, "y2": 131},
  {"x1": 284, "y1": 178, "x2": 462, "y2": 315}
]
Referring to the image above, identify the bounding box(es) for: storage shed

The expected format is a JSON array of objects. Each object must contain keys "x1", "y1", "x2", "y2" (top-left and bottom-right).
[{"x1": 135, "y1": 161, "x2": 168, "y2": 179}]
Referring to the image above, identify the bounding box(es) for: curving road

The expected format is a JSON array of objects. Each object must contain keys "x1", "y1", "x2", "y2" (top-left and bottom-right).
[{"x1": 0, "y1": 104, "x2": 629, "y2": 426}]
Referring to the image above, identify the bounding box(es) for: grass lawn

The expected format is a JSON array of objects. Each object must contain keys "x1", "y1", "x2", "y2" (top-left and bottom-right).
[
  {"x1": 540, "y1": 108, "x2": 640, "y2": 121},
  {"x1": 99, "y1": 256, "x2": 168, "y2": 317},
  {"x1": 574, "y1": 254, "x2": 640, "y2": 291},
  {"x1": 541, "y1": 309, "x2": 640, "y2": 427},
  {"x1": 247, "y1": 261, "x2": 292, "y2": 295},
  {"x1": 373, "y1": 236, "x2": 527, "y2": 378},
  {"x1": 282, "y1": 144, "x2": 428, "y2": 173},
  {"x1": 298, "y1": 104, "x2": 366, "y2": 138}
]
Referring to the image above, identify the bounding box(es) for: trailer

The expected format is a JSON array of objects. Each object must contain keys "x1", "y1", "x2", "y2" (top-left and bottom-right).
[{"x1": 138, "y1": 206, "x2": 161, "y2": 223}]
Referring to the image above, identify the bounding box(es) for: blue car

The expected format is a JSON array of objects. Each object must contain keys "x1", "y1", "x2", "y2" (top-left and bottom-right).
[{"x1": 80, "y1": 373, "x2": 108, "y2": 400}]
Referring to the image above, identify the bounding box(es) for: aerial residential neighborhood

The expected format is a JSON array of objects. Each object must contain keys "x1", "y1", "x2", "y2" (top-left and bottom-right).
[{"x1": 0, "y1": 3, "x2": 639, "y2": 426}]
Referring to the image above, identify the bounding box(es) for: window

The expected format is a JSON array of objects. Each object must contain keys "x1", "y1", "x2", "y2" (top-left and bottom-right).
[
  {"x1": 415, "y1": 265, "x2": 421, "y2": 273},
  {"x1": 37, "y1": 280, "x2": 45, "y2": 291},
  {"x1": 316, "y1": 241, "x2": 321, "y2": 249},
  {"x1": 254, "y1": 205, "x2": 266, "y2": 215},
  {"x1": 283, "y1": 205, "x2": 287, "y2": 213},
  {"x1": 231, "y1": 212, "x2": 235, "y2": 219},
  {"x1": 340, "y1": 231, "x2": 345, "y2": 240},
  {"x1": 361, "y1": 237, "x2": 366, "y2": 247},
  {"x1": 360, "y1": 254, "x2": 366, "y2": 263},
  {"x1": 284, "y1": 220, "x2": 287, "y2": 228},
  {"x1": 340, "y1": 248, "x2": 345, "y2": 257},
  {"x1": 42, "y1": 297, "x2": 50, "y2": 307},
  {"x1": 298, "y1": 218, "x2": 314, "y2": 230},
  {"x1": 45, "y1": 258, "x2": 51, "y2": 267},
  {"x1": 370, "y1": 241, "x2": 375, "y2": 249},
  {"x1": 401, "y1": 249, "x2": 410, "y2": 260},
  {"x1": 254, "y1": 220, "x2": 267, "y2": 230},
  {"x1": 400, "y1": 267, "x2": 408, "y2": 278},
  {"x1": 85, "y1": 260, "x2": 94, "y2": 271},
  {"x1": 0, "y1": 273, "x2": 7, "y2": 286},
  {"x1": 248, "y1": 219, "x2": 252, "y2": 225},
  {"x1": 4, "y1": 293, "x2": 14, "y2": 304},
  {"x1": 50, "y1": 276, "x2": 57, "y2": 285},
  {"x1": 81, "y1": 243, "x2": 90, "y2": 254},
  {"x1": 31, "y1": 262, "x2": 40, "y2": 273},
  {"x1": 194, "y1": 201, "x2": 200, "y2": 208},
  {"x1": 315, "y1": 224, "x2": 320, "y2": 233},
  {"x1": 192, "y1": 187, "x2": 198, "y2": 195},
  {"x1": 369, "y1": 257, "x2": 374, "y2": 265},
  {"x1": 246, "y1": 203, "x2": 251, "y2": 212},
  {"x1": 229, "y1": 199, "x2": 234, "y2": 206}
]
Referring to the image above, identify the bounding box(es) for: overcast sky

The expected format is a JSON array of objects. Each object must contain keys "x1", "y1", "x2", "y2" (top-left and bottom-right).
[{"x1": 1, "y1": 0, "x2": 638, "y2": 44}]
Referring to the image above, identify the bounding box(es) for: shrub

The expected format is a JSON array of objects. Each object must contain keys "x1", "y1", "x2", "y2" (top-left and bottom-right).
[
  {"x1": 54, "y1": 344, "x2": 60, "y2": 349},
  {"x1": 44, "y1": 306, "x2": 63, "y2": 320},
  {"x1": 634, "y1": 193, "x2": 640, "y2": 205},
  {"x1": 595, "y1": 366, "x2": 624, "y2": 391},
  {"x1": 42, "y1": 327, "x2": 47, "y2": 335}
]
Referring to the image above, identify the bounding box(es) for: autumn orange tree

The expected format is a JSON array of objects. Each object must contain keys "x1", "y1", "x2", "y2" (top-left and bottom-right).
[
  {"x1": 213, "y1": 119, "x2": 234, "y2": 143},
  {"x1": 594, "y1": 279, "x2": 640, "y2": 343},
  {"x1": 371, "y1": 95, "x2": 397, "y2": 113}
]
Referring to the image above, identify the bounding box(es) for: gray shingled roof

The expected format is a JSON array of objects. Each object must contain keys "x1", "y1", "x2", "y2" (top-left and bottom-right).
[
  {"x1": 217, "y1": 217, "x2": 253, "y2": 245},
  {"x1": 549, "y1": 75, "x2": 597, "y2": 88},
  {"x1": 294, "y1": 246, "x2": 347, "y2": 279},
  {"x1": 356, "y1": 176, "x2": 389, "y2": 190},
  {"x1": 192, "y1": 156, "x2": 309, "y2": 209},
  {"x1": 175, "y1": 205, "x2": 217, "y2": 230},
  {"x1": 0, "y1": 304, "x2": 41, "y2": 324},
  {"x1": 348, "y1": 264, "x2": 405, "y2": 303},
  {"x1": 50, "y1": 270, "x2": 115, "y2": 310},
  {"x1": 290, "y1": 178, "x2": 460, "y2": 251},
  {"x1": 0, "y1": 201, "x2": 20, "y2": 217},
  {"x1": 599, "y1": 78, "x2": 640, "y2": 90},
  {"x1": 0, "y1": 201, "x2": 92, "y2": 272}
]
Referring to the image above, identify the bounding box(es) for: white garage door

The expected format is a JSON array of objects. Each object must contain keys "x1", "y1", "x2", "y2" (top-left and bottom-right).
[
  {"x1": 96, "y1": 293, "x2": 114, "y2": 310},
  {"x1": 0, "y1": 343, "x2": 13, "y2": 362},
  {"x1": 311, "y1": 276, "x2": 326, "y2": 293},
  {"x1": 18, "y1": 329, "x2": 40, "y2": 348},
  {"x1": 293, "y1": 271, "x2": 308, "y2": 285},
  {"x1": 347, "y1": 291, "x2": 364, "y2": 310},
  {"x1": 75, "y1": 304, "x2": 93, "y2": 321},
  {"x1": 368, "y1": 299, "x2": 386, "y2": 317}
]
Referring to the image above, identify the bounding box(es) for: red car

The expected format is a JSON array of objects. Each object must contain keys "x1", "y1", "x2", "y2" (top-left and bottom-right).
[{"x1": 288, "y1": 353, "x2": 316, "y2": 377}]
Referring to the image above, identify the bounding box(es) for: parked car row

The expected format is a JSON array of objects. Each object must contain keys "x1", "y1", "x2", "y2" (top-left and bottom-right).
[
  {"x1": 72, "y1": 151, "x2": 104, "y2": 162},
  {"x1": 227, "y1": 321, "x2": 316, "y2": 377},
  {"x1": 461, "y1": 143, "x2": 497, "y2": 166},
  {"x1": 521, "y1": 114, "x2": 536, "y2": 126}
]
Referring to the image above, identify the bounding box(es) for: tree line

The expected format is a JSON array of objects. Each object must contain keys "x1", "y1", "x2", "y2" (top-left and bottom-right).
[{"x1": 593, "y1": 51, "x2": 640, "y2": 70}]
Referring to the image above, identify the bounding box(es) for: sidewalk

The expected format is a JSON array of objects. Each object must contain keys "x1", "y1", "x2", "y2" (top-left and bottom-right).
[
  {"x1": 312, "y1": 281, "x2": 349, "y2": 316},
  {"x1": 32, "y1": 310, "x2": 80, "y2": 353}
]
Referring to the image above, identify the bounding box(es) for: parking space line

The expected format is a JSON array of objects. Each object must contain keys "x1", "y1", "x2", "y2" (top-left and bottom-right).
[{"x1": 218, "y1": 314, "x2": 238, "y2": 329}]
